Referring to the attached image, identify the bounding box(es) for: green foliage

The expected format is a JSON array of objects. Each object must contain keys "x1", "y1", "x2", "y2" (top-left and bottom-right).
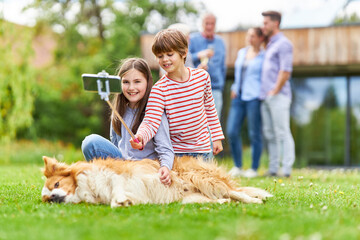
[
  {"x1": 0, "y1": 140, "x2": 82, "y2": 165},
  {"x1": 292, "y1": 99, "x2": 360, "y2": 166},
  {"x1": 291, "y1": 81, "x2": 360, "y2": 167},
  {"x1": 293, "y1": 105, "x2": 347, "y2": 166},
  {"x1": 21, "y1": 59, "x2": 107, "y2": 144},
  {"x1": 125, "y1": 0, "x2": 198, "y2": 31},
  {"x1": 31, "y1": 92, "x2": 104, "y2": 145},
  {"x1": 350, "y1": 111, "x2": 360, "y2": 163},
  {"x1": 334, "y1": 12, "x2": 360, "y2": 25},
  {"x1": 0, "y1": 21, "x2": 36, "y2": 142},
  {"x1": 11, "y1": 0, "x2": 199, "y2": 145}
]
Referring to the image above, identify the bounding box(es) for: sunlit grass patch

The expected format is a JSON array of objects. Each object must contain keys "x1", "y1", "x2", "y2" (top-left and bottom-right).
[{"x1": 0, "y1": 141, "x2": 359, "y2": 240}]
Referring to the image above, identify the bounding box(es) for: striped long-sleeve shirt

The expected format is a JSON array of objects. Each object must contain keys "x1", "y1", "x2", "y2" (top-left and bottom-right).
[{"x1": 137, "y1": 68, "x2": 224, "y2": 153}]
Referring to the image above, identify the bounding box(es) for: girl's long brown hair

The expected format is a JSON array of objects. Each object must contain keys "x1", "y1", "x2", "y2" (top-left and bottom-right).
[{"x1": 111, "y1": 58, "x2": 153, "y2": 136}]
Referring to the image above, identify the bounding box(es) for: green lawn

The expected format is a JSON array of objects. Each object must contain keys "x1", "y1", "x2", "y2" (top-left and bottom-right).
[{"x1": 1, "y1": 140, "x2": 359, "y2": 240}]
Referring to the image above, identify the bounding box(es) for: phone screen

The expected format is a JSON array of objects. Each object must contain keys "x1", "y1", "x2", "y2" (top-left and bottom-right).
[{"x1": 82, "y1": 73, "x2": 122, "y2": 93}]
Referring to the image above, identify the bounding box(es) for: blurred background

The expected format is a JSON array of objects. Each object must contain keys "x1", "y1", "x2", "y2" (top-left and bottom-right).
[{"x1": 1, "y1": 0, "x2": 359, "y2": 167}]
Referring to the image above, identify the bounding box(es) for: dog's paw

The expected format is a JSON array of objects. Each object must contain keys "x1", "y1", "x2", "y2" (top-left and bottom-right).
[
  {"x1": 111, "y1": 198, "x2": 133, "y2": 208},
  {"x1": 217, "y1": 198, "x2": 231, "y2": 204},
  {"x1": 251, "y1": 198, "x2": 263, "y2": 204}
]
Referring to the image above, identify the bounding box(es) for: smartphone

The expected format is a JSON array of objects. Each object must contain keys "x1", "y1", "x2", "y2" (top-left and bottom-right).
[{"x1": 82, "y1": 73, "x2": 122, "y2": 93}]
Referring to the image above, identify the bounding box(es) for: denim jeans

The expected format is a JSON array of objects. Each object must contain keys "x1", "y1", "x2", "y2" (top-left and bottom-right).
[
  {"x1": 261, "y1": 94, "x2": 295, "y2": 175},
  {"x1": 175, "y1": 152, "x2": 212, "y2": 161},
  {"x1": 226, "y1": 97, "x2": 262, "y2": 170},
  {"x1": 212, "y1": 89, "x2": 223, "y2": 119},
  {"x1": 81, "y1": 134, "x2": 122, "y2": 161}
]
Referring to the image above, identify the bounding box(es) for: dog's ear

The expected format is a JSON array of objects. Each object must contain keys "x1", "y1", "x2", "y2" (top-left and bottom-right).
[
  {"x1": 43, "y1": 156, "x2": 56, "y2": 178},
  {"x1": 42, "y1": 156, "x2": 71, "y2": 178}
]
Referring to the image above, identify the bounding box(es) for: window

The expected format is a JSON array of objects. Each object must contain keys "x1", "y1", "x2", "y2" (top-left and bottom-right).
[
  {"x1": 350, "y1": 77, "x2": 360, "y2": 166},
  {"x1": 291, "y1": 77, "x2": 348, "y2": 166}
]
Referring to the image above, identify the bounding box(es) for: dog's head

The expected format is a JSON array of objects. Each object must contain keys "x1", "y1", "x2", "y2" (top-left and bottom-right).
[{"x1": 41, "y1": 156, "x2": 77, "y2": 204}]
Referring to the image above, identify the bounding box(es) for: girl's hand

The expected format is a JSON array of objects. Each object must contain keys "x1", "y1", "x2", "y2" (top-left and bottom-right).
[
  {"x1": 129, "y1": 135, "x2": 144, "y2": 150},
  {"x1": 268, "y1": 89, "x2": 278, "y2": 96},
  {"x1": 159, "y1": 166, "x2": 171, "y2": 186},
  {"x1": 212, "y1": 140, "x2": 223, "y2": 155}
]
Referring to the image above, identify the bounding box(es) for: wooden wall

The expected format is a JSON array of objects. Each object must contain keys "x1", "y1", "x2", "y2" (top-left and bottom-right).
[{"x1": 140, "y1": 25, "x2": 360, "y2": 75}]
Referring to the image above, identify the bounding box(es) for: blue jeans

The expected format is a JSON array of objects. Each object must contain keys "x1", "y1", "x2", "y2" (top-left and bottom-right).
[
  {"x1": 81, "y1": 134, "x2": 122, "y2": 161},
  {"x1": 226, "y1": 97, "x2": 262, "y2": 170},
  {"x1": 212, "y1": 89, "x2": 223, "y2": 118},
  {"x1": 175, "y1": 152, "x2": 211, "y2": 161}
]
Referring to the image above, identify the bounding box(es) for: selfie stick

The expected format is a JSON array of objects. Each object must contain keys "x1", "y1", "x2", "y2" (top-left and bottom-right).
[{"x1": 96, "y1": 71, "x2": 141, "y2": 146}]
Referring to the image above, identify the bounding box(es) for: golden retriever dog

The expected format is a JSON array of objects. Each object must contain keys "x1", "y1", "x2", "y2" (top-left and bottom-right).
[{"x1": 41, "y1": 156, "x2": 272, "y2": 207}]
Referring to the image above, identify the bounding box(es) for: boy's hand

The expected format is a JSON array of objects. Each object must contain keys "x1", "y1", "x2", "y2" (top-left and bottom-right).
[
  {"x1": 159, "y1": 166, "x2": 171, "y2": 186},
  {"x1": 213, "y1": 140, "x2": 223, "y2": 155},
  {"x1": 129, "y1": 135, "x2": 144, "y2": 150}
]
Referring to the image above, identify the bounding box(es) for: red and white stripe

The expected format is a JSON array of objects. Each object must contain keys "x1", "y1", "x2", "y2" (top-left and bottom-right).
[{"x1": 137, "y1": 68, "x2": 224, "y2": 153}]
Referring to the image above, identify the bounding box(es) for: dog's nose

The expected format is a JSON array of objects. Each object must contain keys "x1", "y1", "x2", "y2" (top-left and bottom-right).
[{"x1": 50, "y1": 194, "x2": 65, "y2": 203}]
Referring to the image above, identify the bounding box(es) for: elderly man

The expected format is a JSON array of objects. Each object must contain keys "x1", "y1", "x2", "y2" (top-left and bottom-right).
[
  {"x1": 189, "y1": 13, "x2": 226, "y2": 118},
  {"x1": 260, "y1": 10, "x2": 295, "y2": 177}
]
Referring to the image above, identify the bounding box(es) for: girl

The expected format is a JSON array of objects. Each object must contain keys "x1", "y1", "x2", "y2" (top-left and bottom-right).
[
  {"x1": 81, "y1": 58, "x2": 174, "y2": 185},
  {"x1": 130, "y1": 29, "x2": 224, "y2": 159},
  {"x1": 227, "y1": 27, "x2": 264, "y2": 178}
]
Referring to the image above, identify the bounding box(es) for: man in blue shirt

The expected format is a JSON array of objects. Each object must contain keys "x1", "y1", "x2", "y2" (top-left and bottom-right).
[
  {"x1": 189, "y1": 13, "x2": 226, "y2": 118},
  {"x1": 260, "y1": 11, "x2": 295, "y2": 177}
]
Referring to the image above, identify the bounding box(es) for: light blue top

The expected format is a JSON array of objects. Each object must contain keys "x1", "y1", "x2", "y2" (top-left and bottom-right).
[
  {"x1": 260, "y1": 32, "x2": 293, "y2": 100},
  {"x1": 189, "y1": 32, "x2": 226, "y2": 90},
  {"x1": 110, "y1": 106, "x2": 174, "y2": 170},
  {"x1": 231, "y1": 47, "x2": 264, "y2": 101}
]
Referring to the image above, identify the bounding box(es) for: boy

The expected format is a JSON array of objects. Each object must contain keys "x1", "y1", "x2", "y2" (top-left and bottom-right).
[{"x1": 131, "y1": 29, "x2": 224, "y2": 159}]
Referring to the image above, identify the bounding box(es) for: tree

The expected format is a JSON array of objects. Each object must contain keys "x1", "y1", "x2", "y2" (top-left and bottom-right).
[
  {"x1": 27, "y1": 0, "x2": 198, "y2": 61},
  {"x1": 18, "y1": 0, "x2": 199, "y2": 144},
  {"x1": 296, "y1": 84, "x2": 345, "y2": 166},
  {"x1": 334, "y1": 12, "x2": 360, "y2": 25},
  {"x1": 323, "y1": 85, "x2": 339, "y2": 109},
  {"x1": 0, "y1": 21, "x2": 36, "y2": 142}
]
